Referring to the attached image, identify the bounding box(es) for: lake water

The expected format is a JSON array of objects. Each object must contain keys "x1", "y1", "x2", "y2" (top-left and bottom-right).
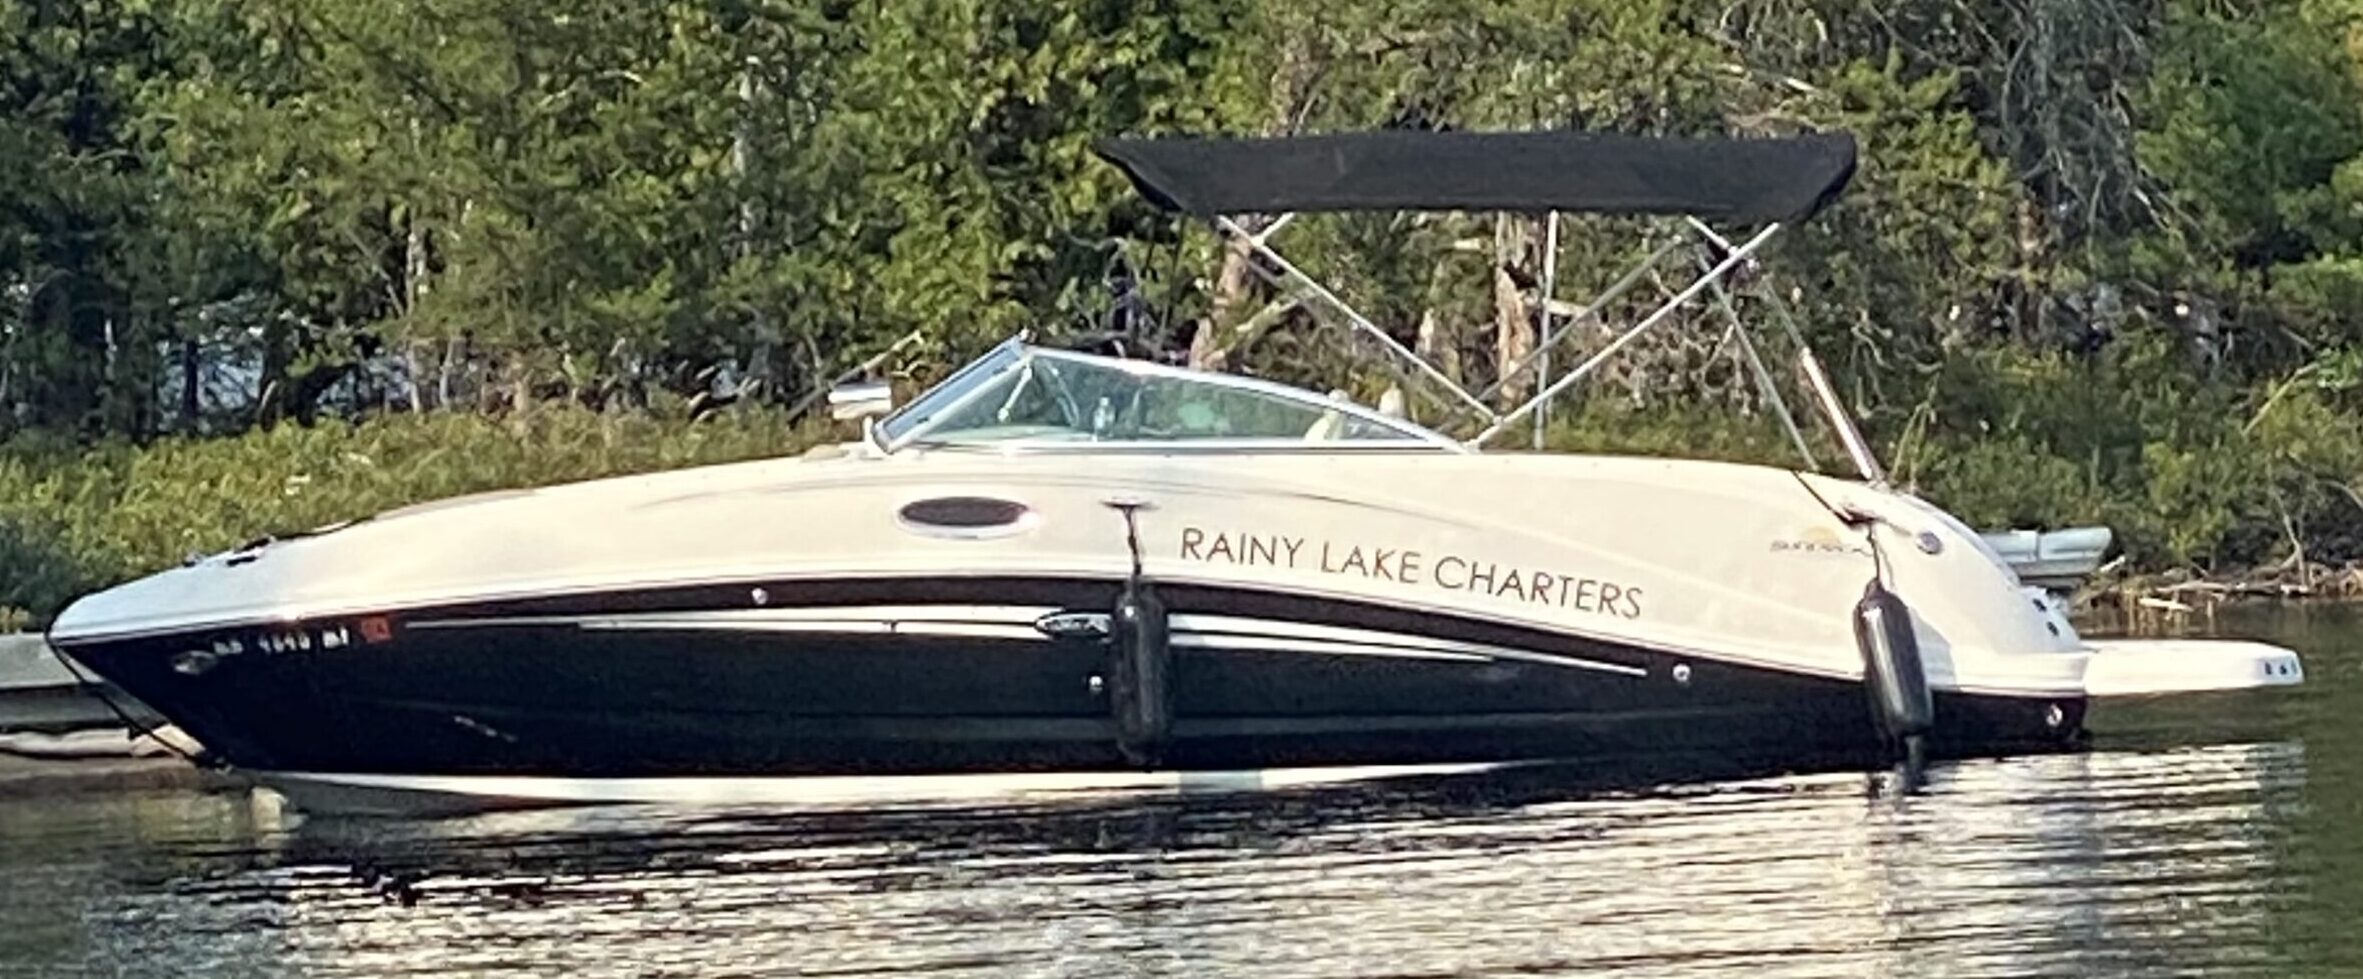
[{"x1": 3, "y1": 604, "x2": 2357, "y2": 978}]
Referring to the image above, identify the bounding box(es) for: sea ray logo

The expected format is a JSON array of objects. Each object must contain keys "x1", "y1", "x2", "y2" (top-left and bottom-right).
[
  {"x1": 1770, "y1": 525, "x2": 1873, "y2": 558},
  {"x1": 1035, "y1": 611, "x2": 1112, "y2": 639}
]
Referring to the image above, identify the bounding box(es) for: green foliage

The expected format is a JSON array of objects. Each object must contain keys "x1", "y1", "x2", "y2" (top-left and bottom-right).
[
  {"x1": 1538, "y1": 400, "x2": 1804, "y2": 469},
  {"x1": 2140, "y1": 1, "x2": 2363, "y2": 264},
  {"x1": 0, "y1": 404, "x2": 837, "y2": 622},
  {"x1": 11, "y1": 0, "x2": 2363, "y2": 601}
]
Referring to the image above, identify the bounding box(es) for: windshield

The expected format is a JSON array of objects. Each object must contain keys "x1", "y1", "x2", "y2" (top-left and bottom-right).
[
  {"x1": 873, "y1": 345, "x2": 1452, "y2": 451},
  {"x1": 871, "y1": 340, "x2": 1024, "y2": 446}
]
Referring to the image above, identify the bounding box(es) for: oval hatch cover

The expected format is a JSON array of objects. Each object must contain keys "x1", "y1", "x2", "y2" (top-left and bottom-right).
[{"x1": 897, "y1": 496, "x2": 1037, "y2": 538}]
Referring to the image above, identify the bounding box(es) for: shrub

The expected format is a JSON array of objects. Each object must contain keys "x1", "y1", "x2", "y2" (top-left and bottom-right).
[{"x1": 0, "y1": 405, "x2": 841, "y2": 624}]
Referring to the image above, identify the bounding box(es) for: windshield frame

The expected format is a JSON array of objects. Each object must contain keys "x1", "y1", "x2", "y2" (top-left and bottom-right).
[{"x1": 869, "y1": 341, "x2": 1467, "y2": 455}]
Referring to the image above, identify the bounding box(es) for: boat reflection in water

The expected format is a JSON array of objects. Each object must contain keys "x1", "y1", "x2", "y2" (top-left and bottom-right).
[{"x1": 83, "y1": 741, "x2": 2292, "y2": 978}]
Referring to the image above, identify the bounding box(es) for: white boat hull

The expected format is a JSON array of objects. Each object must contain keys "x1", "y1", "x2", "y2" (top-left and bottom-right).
[{"x1": 44, "y1": 447, "x2": 2300, "y2": 813}]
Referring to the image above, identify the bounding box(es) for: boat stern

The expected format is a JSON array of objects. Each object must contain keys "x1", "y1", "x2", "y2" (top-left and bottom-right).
[{"x1": 2080, "y1": 638, "x2": 2305, "y2": 697}]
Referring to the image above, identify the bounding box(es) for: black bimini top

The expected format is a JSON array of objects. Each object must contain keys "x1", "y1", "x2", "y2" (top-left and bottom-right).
[{"x1": 1094, "y1": 130, "x2": 1857, "y2": 225}]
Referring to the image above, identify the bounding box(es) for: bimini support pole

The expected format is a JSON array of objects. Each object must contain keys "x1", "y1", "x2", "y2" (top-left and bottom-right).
[
  {"x1": 1469, "y1": 222, "x2": 1784, "y2": 447},
  {"x1": 1682, "y1": 217, "x2": 1888, "y2": 487},
  {"x1": 1247, "y1": 213, "x2": 1295, "y2": 245},
  {"x1": 1215, "y1": 215, "x2": 1500, "y2": 424},
  {"x1": 1535, "y1": 211, "x2": 1560, "y2": 450},
  {"x1": 1695, "y1": 252, "x2": 1818, "y2": 470},
  {"x1": 1798, "y1": 348, "x2": 1888, "y2": 488}
]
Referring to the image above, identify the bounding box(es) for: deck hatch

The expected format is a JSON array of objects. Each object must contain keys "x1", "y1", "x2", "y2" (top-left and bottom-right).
[{"x1": 896, "y1": 496, "x2": 1039, "y2": 539}]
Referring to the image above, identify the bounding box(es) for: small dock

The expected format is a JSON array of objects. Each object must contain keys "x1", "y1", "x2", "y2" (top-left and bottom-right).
[
  {"x1": 0, "y1": 634, "x2": 216, "y2": 797},
  {"x1": 0, "y1": 632, "x2": 137, "y2": 731}
]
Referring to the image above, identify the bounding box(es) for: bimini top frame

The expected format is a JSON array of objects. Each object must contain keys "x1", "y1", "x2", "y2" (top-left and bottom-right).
[{"x1": 1091, "y1": 129, "x2": 1888, "y2": 485}]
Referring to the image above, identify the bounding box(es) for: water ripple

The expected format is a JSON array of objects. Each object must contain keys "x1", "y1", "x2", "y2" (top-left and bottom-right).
[{"x1": 0, "y1": 740, "x2": 2321, "y2": 979}]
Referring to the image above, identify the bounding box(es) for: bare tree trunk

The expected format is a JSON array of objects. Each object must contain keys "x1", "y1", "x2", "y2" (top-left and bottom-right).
[
  {"x1": 1492, "y1": 215, "x2": 1538, "y2": 404},
  {"x1": 489, "y1": 349, "x2": 531, "y2": 413},
  {"x1": 1191, "y1": 30, "x2": 1320, "y2": 369},
  {"x1": 737, "y1": 64, "x2": 776, "y2": 395},
  {"x1": 258, "y1": 311, "x2": 290, "y2": 427},
  {"x1": 438, "y1": 335, "x2": 460, "y2": 410},
  {"x1": 2013, "y1": 196, "x2": 2045, "y2": 342},
  {"x1": 405, "y1": 204, "x2": 430, "y2": 412},
  {"x1": 1415, "y1": 254, "x2": 1466, "y2": 388},
  {"x1": 1414, "y1": 309, "x2": 1459, "y2": 383},
  {"x1": 1192, "y1": 235, "x2": 1255, "y2": 370},
  {"x1": 510, "y1": 352, "x2": 531, "y2": 414},
  {"x1": 179, "y1": 338, "x2": 199, "y2": 425}
]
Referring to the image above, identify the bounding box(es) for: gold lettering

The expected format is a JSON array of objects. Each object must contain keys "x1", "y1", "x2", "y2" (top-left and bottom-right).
[
  {"x1": 1187, "y1": 530, "x2": 1642, "y2": 619},
  {"x1": 1208, "y1": 533, "x2": 1236, "y2": 562},
  {"x1": 1572, "y1": 578, "x2": 1599, "y2": 613},
  {"x1": 1246, "y1": 536, "x2": 1277, "y2": 566},
  {"x1": 1466, "y1": 561, "x2": 1496, "y2": 593},
  {"x1": 1435, "y1": 555, "x2": 1467, "y2": 589},
  {"x1": 1495, "y1": 568, "x2": 1524, "y2": 600}
]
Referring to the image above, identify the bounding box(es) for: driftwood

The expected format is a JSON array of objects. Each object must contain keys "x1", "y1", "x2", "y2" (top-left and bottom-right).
[{"x1": 2070, "y1": 557, "x2": 2363, "y2": 635}]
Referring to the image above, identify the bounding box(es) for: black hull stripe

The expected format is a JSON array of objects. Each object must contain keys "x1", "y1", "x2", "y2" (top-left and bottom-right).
[{"x1": 409, "y1": 606, "x2": 1658, "y2": 678}]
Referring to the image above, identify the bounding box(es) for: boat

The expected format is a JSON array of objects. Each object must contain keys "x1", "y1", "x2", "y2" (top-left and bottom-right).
[
  {"x1": 1979, "y1": 526, "x2": 2116, "y2": 592},
  {"x1": 43, "y1": 130, "x2": 2304, "y2": 815}
]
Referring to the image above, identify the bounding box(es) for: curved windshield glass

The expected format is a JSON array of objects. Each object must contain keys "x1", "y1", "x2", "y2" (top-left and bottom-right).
[
  {"x1": 875, "y1": 345, "x2": 1452, "y2": 451},
  {"x1": 872, "y1": 340, "x2": 1025, "y2": 446}
]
